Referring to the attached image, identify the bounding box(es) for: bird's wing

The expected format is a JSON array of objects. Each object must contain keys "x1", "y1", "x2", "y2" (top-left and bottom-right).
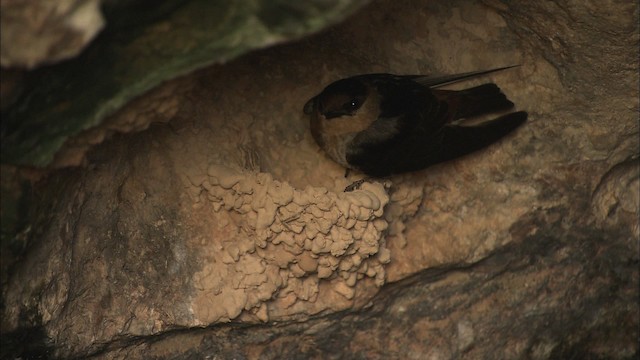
[
  {"x1": 423, "y1": 111, "x2": 527, "y2": 162},
  {"x1": 407, "y1": 65, "x2": 520, "y2": 88},
  {"x1": 346, "y1": 111, "x2": 527, "y2": 177},
  {"x1": 345, "y1": 71, "x2": 526, "y2": 177}
]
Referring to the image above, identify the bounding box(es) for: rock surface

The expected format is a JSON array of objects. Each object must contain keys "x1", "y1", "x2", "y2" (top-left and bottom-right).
[
  {"x1": 0, "y1": 0, "x2": 104, "y2": 69},
  {"x1": 1, "y1": 0, "x2": 638, "y2": 359},
  {"x1": 0, "y1": 0, "x2": 369, "y2": 167}
]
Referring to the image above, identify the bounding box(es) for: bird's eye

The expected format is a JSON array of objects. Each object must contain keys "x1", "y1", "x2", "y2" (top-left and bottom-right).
[{"x1": 343, "y1": 99, "x2": 360, "y2": 112}]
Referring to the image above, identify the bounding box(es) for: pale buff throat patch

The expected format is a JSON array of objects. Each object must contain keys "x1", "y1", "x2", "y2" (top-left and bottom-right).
[{"x1": 320, "y1": 86, "x2": 380, "y2": 138}]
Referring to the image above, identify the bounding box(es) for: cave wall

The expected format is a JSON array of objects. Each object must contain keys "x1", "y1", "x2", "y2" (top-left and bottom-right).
[{"x1": 1, "y1": 0, "x2": 638, "y2": 359}]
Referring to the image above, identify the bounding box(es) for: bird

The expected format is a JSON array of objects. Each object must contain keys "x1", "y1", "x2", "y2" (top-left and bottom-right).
[{"x1": 303, "y1": 66, "x2": 528, "y2": 191}]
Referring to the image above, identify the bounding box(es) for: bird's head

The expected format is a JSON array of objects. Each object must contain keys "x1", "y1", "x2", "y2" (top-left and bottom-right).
[
  {"x1": 304, "y1": 77, "x2": 380, "y2": 145},
  {"x1": 305, "y1": 78, "x2": 368, "y2": 119}
]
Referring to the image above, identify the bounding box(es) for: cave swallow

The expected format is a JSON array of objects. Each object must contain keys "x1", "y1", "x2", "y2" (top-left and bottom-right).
[{"x1": 303, "y1": 66, "x2": 527, "y2": 190}]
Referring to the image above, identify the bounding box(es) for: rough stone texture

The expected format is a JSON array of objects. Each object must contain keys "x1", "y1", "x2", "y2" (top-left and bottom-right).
[
  {"x1": 0, "y1": 0, "x2": 369, "y2": 167},
  {"x1": 1, "y1": 0, "x2": 638, "y2": 359},
  {"x1": 0, "y1": 0, "x2": 104, "y2": 69}
]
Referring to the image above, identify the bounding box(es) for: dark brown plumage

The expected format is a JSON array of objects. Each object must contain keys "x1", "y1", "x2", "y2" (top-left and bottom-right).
[{"x1": 303, "y1": 66, "x2": 527, "y2": 181}]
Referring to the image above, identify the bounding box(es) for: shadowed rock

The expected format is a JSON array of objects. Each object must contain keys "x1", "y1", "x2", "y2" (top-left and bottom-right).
[{"x1": 1, "y1": 0, "x2": 638, "y2": 359}]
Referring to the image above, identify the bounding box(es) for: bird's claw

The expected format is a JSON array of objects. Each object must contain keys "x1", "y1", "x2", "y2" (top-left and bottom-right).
[{"x1": 344, "y1": 179, "x2": 366, "y2": 192}]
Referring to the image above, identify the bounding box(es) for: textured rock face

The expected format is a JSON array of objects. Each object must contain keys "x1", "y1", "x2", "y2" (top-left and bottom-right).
[
  {"x1": 0, "y1": 0, "x2": 104, "y2": 68},
  {"x1": 1, "y1": 0, "x2": 638, "y2": 359},
  {"x1": 0, "y1": 0, "x2": 369, "y2": 167}
]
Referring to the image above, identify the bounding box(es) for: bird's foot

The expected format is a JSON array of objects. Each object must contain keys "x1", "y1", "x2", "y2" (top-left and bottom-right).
[{"x1": 344, "y1": 179, "x2": 367, "y2": 192}]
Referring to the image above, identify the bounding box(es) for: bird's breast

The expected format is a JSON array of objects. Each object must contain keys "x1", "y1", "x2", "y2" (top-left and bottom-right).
[
  {"x1": 320, "y1": 133, "x2": 356, "y2": 169},
  {"x1": 310, "y1": 112, "x2": 370, "y2": 169},
  {"x1": 309, "y1": 114, "x2": 353, "y2": 167}
]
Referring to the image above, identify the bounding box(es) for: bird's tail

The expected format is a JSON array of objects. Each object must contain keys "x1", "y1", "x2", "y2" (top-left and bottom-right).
[
  {"x1": 435, "y1": 83, "x2": 516, "y2": 121},
  {"x1": 435, "y1": 111, "x2": 528, "y2": 162}
]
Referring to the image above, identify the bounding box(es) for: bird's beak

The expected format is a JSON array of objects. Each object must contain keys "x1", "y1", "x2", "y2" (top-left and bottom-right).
[{"x1": 303, "y1": 97, "x2": 316, "y2": 115}]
